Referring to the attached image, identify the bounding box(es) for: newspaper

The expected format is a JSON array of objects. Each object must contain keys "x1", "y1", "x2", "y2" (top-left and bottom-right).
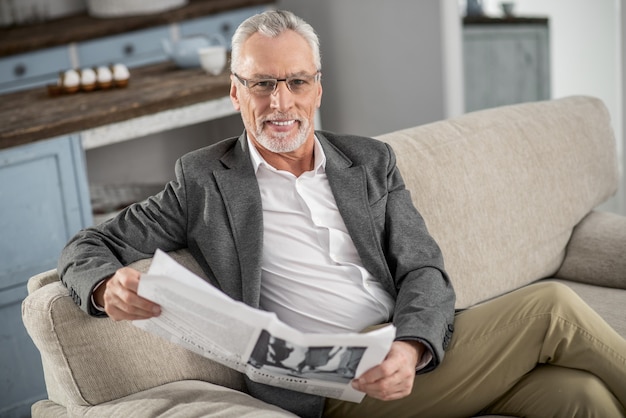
[{"x1": 133, "y1": 250, "x2": 396, "y2": 402}]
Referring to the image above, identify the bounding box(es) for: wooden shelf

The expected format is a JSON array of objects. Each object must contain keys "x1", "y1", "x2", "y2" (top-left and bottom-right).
[
  {"x1": 463, "y1": 16, "x2": 549, "y2": 26},
  {"x1": 0, "y1": 62, "x2": 232, "y2": 150},
  {"x1": 0, "y1": 0, "x2": 273, "y2": 57}
]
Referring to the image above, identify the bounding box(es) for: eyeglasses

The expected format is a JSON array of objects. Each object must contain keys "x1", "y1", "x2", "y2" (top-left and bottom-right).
[{"x1": 233, "y1": 72, "x2": 321, "y2": 96}]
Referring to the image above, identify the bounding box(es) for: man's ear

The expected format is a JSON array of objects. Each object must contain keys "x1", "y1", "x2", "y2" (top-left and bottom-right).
[
  {"x1": 230, "y1": 76, "x2": 241, "y2": 111},
  {"x1": 316, "y1": 82, "x2": 323, "y2": 109}
]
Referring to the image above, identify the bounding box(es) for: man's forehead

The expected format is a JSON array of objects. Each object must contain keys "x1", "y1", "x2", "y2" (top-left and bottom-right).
[{"x1": 238, "y1": 30, "x2": 316, "y2": 74}]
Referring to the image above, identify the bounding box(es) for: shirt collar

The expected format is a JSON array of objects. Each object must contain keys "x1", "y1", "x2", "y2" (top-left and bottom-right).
[{"x1": 247, "y1": 134, "x2": 327, "y2": 174}]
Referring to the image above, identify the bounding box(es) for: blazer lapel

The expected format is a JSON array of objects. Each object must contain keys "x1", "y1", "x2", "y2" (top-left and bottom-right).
[
  {"x1": 214, "y1": 134, "x2": 264, "y2": 307},
  {"x1": 318, "y1": 134, "x2": 391, "y2": 283}
]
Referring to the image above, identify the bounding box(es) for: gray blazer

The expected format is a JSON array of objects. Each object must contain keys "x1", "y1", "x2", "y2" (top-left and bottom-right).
[{"x1": 58, "y1": 131, "x2": 455, "y2": 418}]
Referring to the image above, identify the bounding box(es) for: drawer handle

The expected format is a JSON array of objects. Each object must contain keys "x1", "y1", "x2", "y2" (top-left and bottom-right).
[
  {"x1": 123, "y1": 43, "x2": 135, "y2": 56},
  {"x1": 221, "y1": 22, "x2": 231, "y2": 34},
  {"x1": 14, "y1": 63, "x2": 27, "y2": 77}
]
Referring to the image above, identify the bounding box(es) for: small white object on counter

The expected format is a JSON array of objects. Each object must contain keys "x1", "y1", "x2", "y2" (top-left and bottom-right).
[
  {"x1": 80, "y1": 67, "x2": 97, "y2": 90},
  {"x1": 112, "y1": 63, "x2": 130, "y2": 86},
  {"x1": 49, "y1": 63, "x2": 130, "y2": 96},
  {"x1": 62, "y1": 69, "x2": 80, "y2": 92},
  {"x1": 96, "y1": 66, "x2": 113, "y2": 88},
  {"x1": 198, "y1": 46, "x2": 227, "y2": 76}
]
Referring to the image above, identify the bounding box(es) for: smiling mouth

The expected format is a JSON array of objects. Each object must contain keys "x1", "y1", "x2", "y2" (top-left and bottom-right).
[{"x1": 267, "y1": 119, "x2": 296, "y2": 126}]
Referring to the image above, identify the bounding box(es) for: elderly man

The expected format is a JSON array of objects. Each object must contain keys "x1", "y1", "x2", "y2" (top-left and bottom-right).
[{"x1": 59, "y1": 9, "x2": 626, "y2": 418}]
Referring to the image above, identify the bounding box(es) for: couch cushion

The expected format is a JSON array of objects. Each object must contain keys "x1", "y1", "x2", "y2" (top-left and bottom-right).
[
  {"x1": 66, "y1": 380, "x2": 297, "y2": 418},
  {"x1": 377, "y1": 96, "x2": 618, "y2": 308}
]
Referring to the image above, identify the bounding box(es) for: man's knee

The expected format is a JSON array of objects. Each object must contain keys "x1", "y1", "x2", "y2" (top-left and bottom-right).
[
  {"x1": 531, "y1": 281, "x2": 577, "y2": 300},
  {"x1": 528, "y1": 281, "x2": 585, "y2": 315},
  {"x1": 486, "y1": 366, "x2": 625, "y2": 418},
  {"x1": 546, "y1": 368, "x2": 625, "y2": 417}
]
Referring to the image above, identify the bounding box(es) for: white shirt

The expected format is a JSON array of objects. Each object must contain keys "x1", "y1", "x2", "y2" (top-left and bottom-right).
[{"x1": 248, "y1": 136, "x2": 395, "y2": 334}]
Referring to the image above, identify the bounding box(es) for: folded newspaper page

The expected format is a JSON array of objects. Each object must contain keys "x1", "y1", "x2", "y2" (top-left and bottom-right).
[{"x1": 133, "y1": 250, "x2": 396, "y2": 402}]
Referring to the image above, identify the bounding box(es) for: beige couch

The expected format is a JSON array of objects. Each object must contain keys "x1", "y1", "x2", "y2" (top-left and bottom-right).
[{"x1": 22, "y1": 96, "x2": 626, "y2": 417}]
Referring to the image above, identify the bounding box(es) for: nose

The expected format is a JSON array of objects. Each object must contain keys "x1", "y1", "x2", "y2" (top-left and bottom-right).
[{"x1": 270, "y1": 80, "x2": 294, "y2": 112}]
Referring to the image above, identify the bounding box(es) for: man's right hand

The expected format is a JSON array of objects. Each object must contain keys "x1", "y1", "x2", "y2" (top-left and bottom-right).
[{"x1": 94, "y1": 267, "x2": 161, "y2": 321}]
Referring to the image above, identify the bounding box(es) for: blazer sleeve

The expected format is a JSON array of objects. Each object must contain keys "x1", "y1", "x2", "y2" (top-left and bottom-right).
[
  {"x1": 57, "y1": 159, "x2": 189, "y2": 316},
  {"x1": 382, "y1": 143, "x2": 456, "y2": 371}
]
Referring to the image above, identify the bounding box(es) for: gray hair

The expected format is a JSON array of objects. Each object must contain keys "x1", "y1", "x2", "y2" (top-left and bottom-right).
[{"x1": 230, "y1": 9, "x2": 321, "y2": 73}]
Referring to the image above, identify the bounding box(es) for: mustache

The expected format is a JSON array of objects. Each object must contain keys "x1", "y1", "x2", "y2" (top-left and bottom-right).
[{"x1": 260, "y1": 113, "x2": 301, "y2": 123}]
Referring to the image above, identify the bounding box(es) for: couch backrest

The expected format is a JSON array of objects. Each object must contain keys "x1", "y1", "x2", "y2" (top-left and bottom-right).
[{"x1": 377, "y1": 96, "x2": 618, "y2": 308}]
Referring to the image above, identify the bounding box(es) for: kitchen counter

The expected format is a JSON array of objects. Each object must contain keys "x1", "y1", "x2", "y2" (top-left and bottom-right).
[{"x1": 0, "y1": 62, "x2": 234, "y2": 150}]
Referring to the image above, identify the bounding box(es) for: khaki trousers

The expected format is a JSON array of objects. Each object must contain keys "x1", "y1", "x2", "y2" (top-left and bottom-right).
[{"x1": 324, "y1": 282, "x2": 626, "y2": 418}]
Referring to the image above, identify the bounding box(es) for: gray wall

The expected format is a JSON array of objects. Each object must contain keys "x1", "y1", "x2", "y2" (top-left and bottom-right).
[{"x1": 277, "y1": 0, "x2": 460, "y2": 137}]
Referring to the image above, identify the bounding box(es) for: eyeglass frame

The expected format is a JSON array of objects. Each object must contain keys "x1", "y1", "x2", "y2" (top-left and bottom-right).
[{"x1": 232, "y1": 71, "x2": 321, "y2": 96}]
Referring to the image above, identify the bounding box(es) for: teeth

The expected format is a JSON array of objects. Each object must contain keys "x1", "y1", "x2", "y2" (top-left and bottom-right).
[{"x1": 270, "y1": 120, "x2": 295, "y2": 126}]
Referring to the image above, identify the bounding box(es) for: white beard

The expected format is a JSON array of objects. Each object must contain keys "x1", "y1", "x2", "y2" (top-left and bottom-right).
[{"x1": 255, "y1": 115, "x2": 311, "y2": 153}]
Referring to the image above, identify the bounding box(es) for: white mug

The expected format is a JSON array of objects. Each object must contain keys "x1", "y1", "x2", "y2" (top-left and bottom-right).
[{"x1": 198, "y1": 46, "x2": 227, "y2": 76}]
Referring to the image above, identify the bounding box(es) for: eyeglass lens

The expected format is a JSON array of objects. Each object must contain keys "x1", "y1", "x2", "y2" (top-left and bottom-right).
[{"x1": 237, "y1": 73, "x2": 319, "y2": 96}]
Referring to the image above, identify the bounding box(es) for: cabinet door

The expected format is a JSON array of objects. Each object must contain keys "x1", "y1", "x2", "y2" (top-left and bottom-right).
[
  {"x1": 464, "y1": 24, "x2": 550, "y2": 112},
  {"x1": 0, "y1": 134, "x2": 92, "y2": 418}
]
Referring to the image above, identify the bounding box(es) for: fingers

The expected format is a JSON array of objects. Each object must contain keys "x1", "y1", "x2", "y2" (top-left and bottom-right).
[
  {"x1": 352, "y1": 360, "x2": 415, "y2": 400},
  {"x1": 102, "y1": 267, "x2": 161, "y2": 321},
  {"x1": 351, "y1": 341, "x2": 421, "y2": 401}
]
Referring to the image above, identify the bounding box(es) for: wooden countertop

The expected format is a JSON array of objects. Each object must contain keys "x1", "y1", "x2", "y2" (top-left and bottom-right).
[
  {"x1": 0, "y1": 62, "x2": 232, "y2": 150},
  {"x1": 0, "y1": 0, "x2": 273, "y2": 58}
]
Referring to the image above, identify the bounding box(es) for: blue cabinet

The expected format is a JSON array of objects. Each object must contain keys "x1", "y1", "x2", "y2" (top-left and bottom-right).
[
  {"x1": 0, "y1": 135, "x2": 92, "y2": 418},
  {"x1": 0, "y1": 45, "x2": 72, "y2": 94},
  {"x1": 77, "y1": 25, "x2": 171, "y2": 68},
  {"x1": 463, "y1": 20, "x2": 551, "y2": 112}
]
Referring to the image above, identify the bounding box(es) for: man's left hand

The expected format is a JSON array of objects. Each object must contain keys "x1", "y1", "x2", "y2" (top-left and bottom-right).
[{"x1": 351, "y1": 340, "x2": 424, "y2": 401}]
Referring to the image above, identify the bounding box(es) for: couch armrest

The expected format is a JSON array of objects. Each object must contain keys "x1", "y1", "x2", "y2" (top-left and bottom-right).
[
  {"x1": 22, "y1": 249, "x2": 245, "y2": 409},
  {"x1": 27, "y1": 269, "x2": 60, "y2": 294},
  {"x1": 556, "y1": 211, "x2": 626, "y2": 289}
]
